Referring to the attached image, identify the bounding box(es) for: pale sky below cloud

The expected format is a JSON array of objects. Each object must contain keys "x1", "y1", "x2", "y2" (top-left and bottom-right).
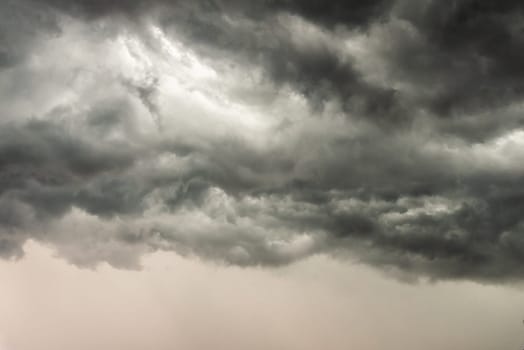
[{"x1": 1, "y1": 241, "x2": 524, "y2": 350}]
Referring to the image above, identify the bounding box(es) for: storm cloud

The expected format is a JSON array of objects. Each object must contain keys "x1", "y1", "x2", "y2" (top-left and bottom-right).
[{"x1": 1, "y1": 0, "x2": 524, "y2": 282}]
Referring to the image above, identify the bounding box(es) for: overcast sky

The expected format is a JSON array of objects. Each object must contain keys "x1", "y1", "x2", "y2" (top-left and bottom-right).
[{"x1": 2, "y1": 0, "x2": 524, "y2": 349}]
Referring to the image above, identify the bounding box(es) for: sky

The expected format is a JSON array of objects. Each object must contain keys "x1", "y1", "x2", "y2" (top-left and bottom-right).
[{"x1": 1, "y1": 0, "x2": 524, "y2": 349}]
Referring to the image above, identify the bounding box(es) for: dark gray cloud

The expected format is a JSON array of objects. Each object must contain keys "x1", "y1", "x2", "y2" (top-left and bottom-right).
[
  {"x1": 0, "y1": 1, "x2": 61, "y2": 70},
  {"x1": 31, "y1": 0, "x2": 393, "y2": 26},
  {"x1": 382, "y1": 0, "x2": 524, "y2": 136},
  {"x1": 2, "y1": 0, "x2": 524, "y2": 283}
]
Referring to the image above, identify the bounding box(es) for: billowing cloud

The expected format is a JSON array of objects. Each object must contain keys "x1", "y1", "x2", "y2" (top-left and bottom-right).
[{"x1": 2, "y1": 0, "x2": 524, "y2": 282}]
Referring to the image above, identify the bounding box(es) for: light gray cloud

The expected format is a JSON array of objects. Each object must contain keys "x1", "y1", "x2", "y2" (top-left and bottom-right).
[{"x1": 2, "y1": 0, "x2": 524, "y2": 282}]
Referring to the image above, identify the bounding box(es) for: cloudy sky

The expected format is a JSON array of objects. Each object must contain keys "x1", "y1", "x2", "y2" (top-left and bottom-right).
[{"x1": 2, "y1": 0, "x2": 524, "y2": 348}]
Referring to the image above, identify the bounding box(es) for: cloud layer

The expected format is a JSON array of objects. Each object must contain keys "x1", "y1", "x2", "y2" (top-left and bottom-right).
[{"x1": 2, "y1": 0, "x2": 524, "y2": 282}]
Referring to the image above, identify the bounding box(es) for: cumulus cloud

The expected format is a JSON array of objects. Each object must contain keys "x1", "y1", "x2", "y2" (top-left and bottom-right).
[{"x1": 1, "y1": 0, "x2": 524, "y2": 282}]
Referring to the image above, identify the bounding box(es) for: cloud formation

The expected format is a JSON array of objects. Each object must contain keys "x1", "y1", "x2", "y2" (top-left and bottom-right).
[{"x1": 2, "y1": 0, "x2": 524, "y2": 282}]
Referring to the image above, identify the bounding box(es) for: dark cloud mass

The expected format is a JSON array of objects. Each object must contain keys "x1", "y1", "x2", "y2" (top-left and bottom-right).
[{"x1": 1, "y1": 0, "x2": 524, "y2": 282}]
